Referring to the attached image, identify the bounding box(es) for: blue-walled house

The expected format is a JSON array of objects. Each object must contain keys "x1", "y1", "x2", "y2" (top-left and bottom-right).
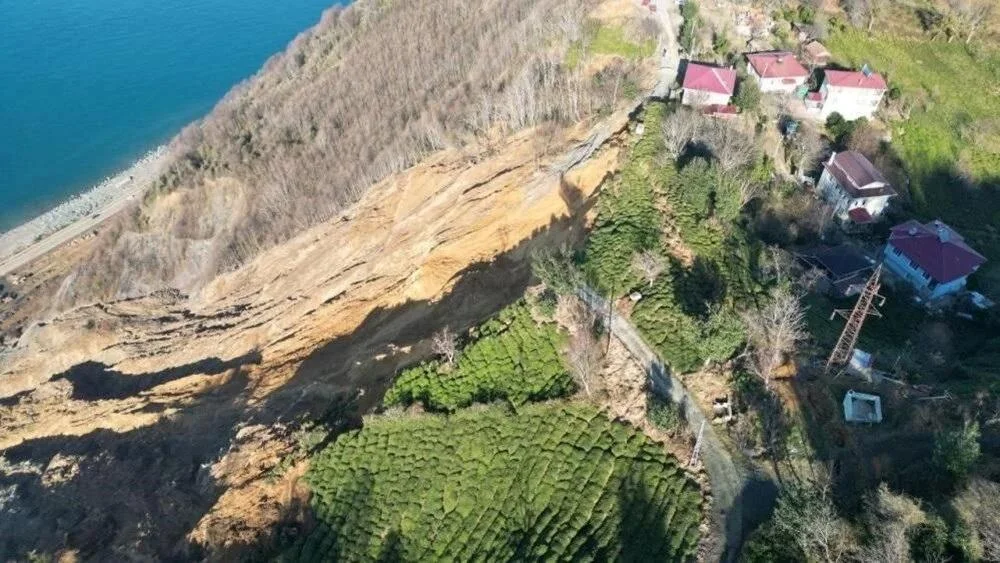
[{"x1": 883, "y1": 220, "x2": 986, "y2": 300}]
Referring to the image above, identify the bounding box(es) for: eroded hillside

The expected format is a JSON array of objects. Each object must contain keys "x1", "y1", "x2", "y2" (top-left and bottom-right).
[{"x1": 0, "y1": 107, "x2": 637, "y2": 559}]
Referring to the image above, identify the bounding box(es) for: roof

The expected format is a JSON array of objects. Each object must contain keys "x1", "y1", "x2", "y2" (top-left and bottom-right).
[
  {"x1": 824, "y1": 69, "x2": 887, "y2": 90},
  {"x1": 702, "y1": 104, "x2": 739, "y2": 117},
  {"x1": 801, "y1": 244, "x2": 872, "y2": 279},
  {"x1": 806, "y1": 91, "x2": 824, "y2": 102},
  {"x1": 746, "y1": 52, "x2": 809, "y2": 79},
  {"x1": 682, "y1": 63, "x2": 737, "y2": 95},
  {"x1": 888, "y1": 220, "x2": 987, "y2": 283},
  {"x1": 824, "y1": 151, "x2": 895, "y2": 198},
  {"x1": 848, "y1": 207, "x2": 874, "y2": 224}
]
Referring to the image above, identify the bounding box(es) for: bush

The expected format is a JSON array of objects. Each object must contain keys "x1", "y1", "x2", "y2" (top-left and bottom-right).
[
  {"x1": 734, "y1": 79, "x2": 762, "y2": 113},
  {"x1": 647, "y1": 395, "x2": 685, "y2": 434},
  {"x1": 291, "y1": 403, "x2": 703, "y2": 561},
  {"x1": 932, "y1": 422, "x2": 981, "y2": 487},
  {"x1": 383, "y1": 301, "x2": 571, "y2": 411}
]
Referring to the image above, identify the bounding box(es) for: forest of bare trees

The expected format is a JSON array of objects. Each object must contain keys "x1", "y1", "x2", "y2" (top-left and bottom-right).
[{"x1": 63, "y1": 0, "x2": 657, "y2": 304}]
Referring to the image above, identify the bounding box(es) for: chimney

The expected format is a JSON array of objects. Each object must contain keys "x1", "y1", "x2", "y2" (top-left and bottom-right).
[
  {"x1": 828, "y1": 151, "x2": 837, "y2": 165},
  {"x1": 936, "y1": 223, "x2": 951, "y2": 243},
  {"x1": 907, "y1": 226, "x2": 918, "y2": 236}
]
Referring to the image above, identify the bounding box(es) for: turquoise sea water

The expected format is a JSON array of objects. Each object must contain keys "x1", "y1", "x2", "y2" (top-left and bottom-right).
[{"x1": 0, "y1": 0, "x2": 337, "y2": 231}]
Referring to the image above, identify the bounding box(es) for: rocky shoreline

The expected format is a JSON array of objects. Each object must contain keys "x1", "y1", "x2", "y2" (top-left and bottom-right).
[{"x1": 0, "y1": 147, "x2": 169, "y2": 274}]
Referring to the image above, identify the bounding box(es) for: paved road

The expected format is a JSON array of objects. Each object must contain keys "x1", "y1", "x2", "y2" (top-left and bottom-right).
[
  {"x1": 578, "y1": 287, "x2": 776, "y2": 562},
  {"x1": 650, "y1": 0, "x2": 682, "y2": 98}
]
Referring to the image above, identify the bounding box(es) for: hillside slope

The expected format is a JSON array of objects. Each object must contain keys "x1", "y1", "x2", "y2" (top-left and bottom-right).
[{"x1": 57, "y1": 0, "x2": 656, "y2": 304}]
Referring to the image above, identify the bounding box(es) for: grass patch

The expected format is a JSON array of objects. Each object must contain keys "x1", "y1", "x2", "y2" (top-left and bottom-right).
[
  {"x1": 383, "y1": 301, "x2": 571, "y2": 412},
  {"x1": 825, "y1": 32, "x2": 1000, "y2": 288},
  {"x1": 567, "y1": 22, "x2": 657, "y2": 70},
  {"x1": 289, "y1": 403, "x2": 702, "y2": 562}
]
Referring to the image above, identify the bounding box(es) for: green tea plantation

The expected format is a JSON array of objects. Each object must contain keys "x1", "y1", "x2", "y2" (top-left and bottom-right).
[
  {"x1": 287, "y1": 403, "x2": 702, "y2": 562},
  {"x1": 383, "y1": 302, "x2": 572, "y2": 411}
]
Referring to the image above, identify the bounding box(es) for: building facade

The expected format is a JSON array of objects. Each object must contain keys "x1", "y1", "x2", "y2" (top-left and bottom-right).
[
  {"x1": 681, "y1": 62, "x2": 736, "y2": 106},
  {"x1": 746, "y1": 52, "x2": 809, "y2": 94},
  {"x1": 817, "y1": 151, "x2": 895, "y2": 223},
  {"x1": 883, "y1": 220, "x2": 987, "y2": 300},
  {"x1": 809, "y1": 69, "x2": 887, "y2": 120}
]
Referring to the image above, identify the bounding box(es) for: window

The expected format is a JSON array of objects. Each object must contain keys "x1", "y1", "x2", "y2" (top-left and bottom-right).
[
  {"x1": 908, "y1": 259, "x2": 920, "y2": 270},
  {"x1": 921, "y1": 271, "x2": 931, "y2": 281},
  {"x1": 892, "y1": 246, "x2": 902, "y2": 256},
  {"x1": 928, "y1": 280, "x2": 939, "y2": 290}
]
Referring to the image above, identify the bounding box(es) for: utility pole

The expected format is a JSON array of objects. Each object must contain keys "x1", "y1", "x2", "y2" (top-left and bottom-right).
[
  {"x1": 825, "y1": 264, "x2": 885, "y2": 373},
  {"x1": 688, "y1": 420, "x2": 706, "y2": 468}
]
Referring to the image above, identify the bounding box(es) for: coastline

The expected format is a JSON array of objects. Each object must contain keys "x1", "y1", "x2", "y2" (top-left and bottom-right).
[{"x1": 0, "y1": 147, "x2": 170, "y2": 277}]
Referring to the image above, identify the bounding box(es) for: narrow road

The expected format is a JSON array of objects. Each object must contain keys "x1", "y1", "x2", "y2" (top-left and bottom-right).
[
  {"x1": 578, "y1": 287, "x2": 776, "y2": 562},
  {"x1": 650, "y1": 0, "x2": 682, "y2": 98}
]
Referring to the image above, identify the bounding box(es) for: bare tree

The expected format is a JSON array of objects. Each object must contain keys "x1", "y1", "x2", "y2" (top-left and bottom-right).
[
  {"x1": 631, "y1": 250, "x2": 666, "y2": 287},
  {"x1": 660, "y1": 108, "x2": 701, "y2": 157},
  {"x1": 431, "y1": 326, "x2": 459, "y2": 367},
  {"x1": 954, "y1": 478, "x2": 1000, "y2": 561},
  {"x1": 843, "y1": 0, "x2": 888, "y2": 32},
  {"x1": 947, "y1": 0, "x2": 997, "y2": 44},
  {"x1": 568, "y1": 327, "x2": 604, "y2": 398},
  {"x1": 858, "y1": 485, "x2": 927, "y2": 563},
  {"x1": 773, "y1": 481, "x2": 856, "y2": 563},
  {"x1": 701, "y1": 121, "x2": 756, "y2": 173},
  {"x1": 556, "y1": 294, "x2": 604, "y2": 398},
  {"x1": 740, "y1": 287, "x2": 809, "y2": 388},
  {"x1": 788, "y1": 125, "x2": 827, "y2": 176}
]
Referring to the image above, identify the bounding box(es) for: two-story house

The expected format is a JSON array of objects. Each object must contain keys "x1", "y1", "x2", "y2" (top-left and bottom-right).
[
  {"x1": 817, "y1": 151, "x2": 896, "y2": 224},
  {"x1": 806, "y1": 68, "x2": 887, "y2": 120},
  {"x1": 883, "y1": 220, "x2": 986, "y2": 300},
  {"x1": 681, "y1": 63, "x2": 736, "y2": 107},
  {"x1": 746, "y1": 51, "x2": 809, "y2": 94}
]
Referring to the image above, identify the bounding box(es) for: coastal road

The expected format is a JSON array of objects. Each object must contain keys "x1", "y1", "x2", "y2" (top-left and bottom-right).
[
  {"x1": 578, "y1": 287, "x2": 777, "y2": 562},
  {"x1": 0, "y1": 151, "x2": 168, "y2": 277}
]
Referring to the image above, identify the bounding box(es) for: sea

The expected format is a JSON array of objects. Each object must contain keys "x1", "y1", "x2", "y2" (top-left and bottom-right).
[{"x1": 0, "y1": 0, "x2": 339, "y2": 232}]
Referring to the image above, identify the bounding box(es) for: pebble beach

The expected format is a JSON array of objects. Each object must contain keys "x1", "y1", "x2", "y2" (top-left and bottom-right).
[{"x1": 0, "y1": 147, "x2": 170, "y2": 276}]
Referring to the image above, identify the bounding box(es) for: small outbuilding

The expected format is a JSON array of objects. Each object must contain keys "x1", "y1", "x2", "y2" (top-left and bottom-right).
[
  {"x1": 843, "y1": 390, "x2": 882, "y2": 423},
  {"x1": 799, "y1": 244, "x2": 874, "y2": 298}
]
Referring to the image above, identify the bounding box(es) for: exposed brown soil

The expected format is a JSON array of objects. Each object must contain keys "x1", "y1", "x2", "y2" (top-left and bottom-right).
[{"x1": 0, "y1": 112, "x2": 632, "y2": 560}]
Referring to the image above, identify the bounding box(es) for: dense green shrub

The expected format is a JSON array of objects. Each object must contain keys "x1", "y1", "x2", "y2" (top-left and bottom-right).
[
  {"x1": 383, "y1": 302, "x2": 571, "y2": 411},
  {"x1": 289, "y1": 403, "x2": 703, "y2": 562},
  {"x1": 932, "y1": 422, "x2": 981, "y2": 487},
  {"x1": 583, "y1": 104, "x2": 665, "y2": 292}
]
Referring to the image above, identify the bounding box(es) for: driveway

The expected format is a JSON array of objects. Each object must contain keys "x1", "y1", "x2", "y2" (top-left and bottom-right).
[
  {"x1": 578, "y1": 287, "x2": 777, "y2": 562},
  {"x1": 648, "y1": 0, "x2": 682, "y2": 98}
]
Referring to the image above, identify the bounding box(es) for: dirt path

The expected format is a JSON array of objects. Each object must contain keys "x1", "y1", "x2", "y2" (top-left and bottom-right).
[
  {"x1": 649, "y1": 0, "x2": 681, "y2": 98},
  {"x1": 578, "y1": 287, "x2": 777, "y2": 562}
]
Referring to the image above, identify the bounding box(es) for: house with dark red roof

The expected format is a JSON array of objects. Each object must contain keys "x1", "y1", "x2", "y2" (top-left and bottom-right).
[
  {"x1": 681, "y1": 62, "x2": 737, "y2": 107},
  {"x1": 746, "y1": 51, "x2": 809, "y2": 94},
  {"x1": 811, "y1": 68, "x2": 888, "y2": 120},
  {"x1": 817, "y1": 151, "x2": 896, "y2": 224},
  {"x1": 883, "y1": 220, "x2": 986, "y2": 300}
]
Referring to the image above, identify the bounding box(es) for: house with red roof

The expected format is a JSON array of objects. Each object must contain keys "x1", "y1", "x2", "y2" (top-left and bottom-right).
[
  {"x1": 746, "y1": 51, "x2": 809, "y2": 94},
  {"x1": 818, "y1": 151, "x2": 896, "y2": 224},
  {"x1": 810, "y1": 68, "x2": 887, "y2": 120},
  {"x1": 681, "y1": 62, "x2": 737, "y2": 107},
  {"x1": 883, "y1": 220, "x2": 986, "y2": 300}
]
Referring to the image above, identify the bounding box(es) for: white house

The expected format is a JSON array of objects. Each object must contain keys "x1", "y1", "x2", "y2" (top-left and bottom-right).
[
  {"x1": 817, "y1": 151, "x2": 896, "y2": 224},
  {"x1": 681, "y1": 63, "x2": 736, "y2": 106},
  {"x1": 809, "y1": 68, "x2": 887, "y2": 120},
  {"x1": 746, "y1": 51, "x2": 809, "y2": 94},
  {"x1": 883, "y1": 220, "x2": 986, "y2": 300}
]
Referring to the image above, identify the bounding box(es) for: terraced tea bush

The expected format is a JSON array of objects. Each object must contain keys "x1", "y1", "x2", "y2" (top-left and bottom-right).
[
  {"x1": 383, "y1": 301, "x2": 571, "y2": 411},
  {"x1": 288, "y1": 403, "x2": 702, "y2": 562}
]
